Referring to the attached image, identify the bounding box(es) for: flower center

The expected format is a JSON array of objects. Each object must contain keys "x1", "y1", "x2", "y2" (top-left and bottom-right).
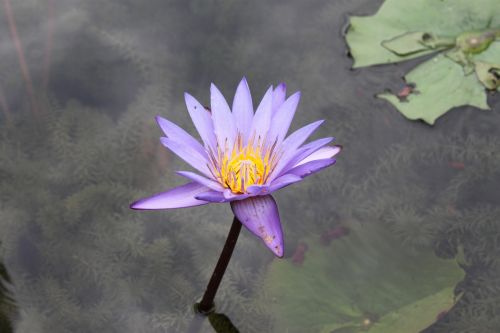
[
  {"x1": 208, "y1": 135, "x2": 279, "y2": 194},
  {"x1": 221, "y1": 145, "x2": 267, "y2": 193}
]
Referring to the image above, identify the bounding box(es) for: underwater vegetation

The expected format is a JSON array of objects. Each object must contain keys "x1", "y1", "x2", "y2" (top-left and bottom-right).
[
  {"x1": 262, "y1": 221, "x2": 464, "y2": 333},
  {"x1": 0, "y1": 255, "x2": 16, "y2": 332},
  {"x1": 0, "y1": 0, "x2": 498, "y2": 332},
  {"x1": 354, "y1": 132, "x2": 500, "y2": 333},
  {"x1": 346, "y1": 0, "x2": 500, "y2": 125}
]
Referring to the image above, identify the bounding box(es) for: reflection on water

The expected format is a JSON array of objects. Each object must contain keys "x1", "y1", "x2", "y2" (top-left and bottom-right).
[
  {"x1": 0, "y1": 0, "x2": 499, "y2": 332},
  {"x1": 207, "y1": 312, "x2": 239, "y2": 333},
  {"x1": 187, "y1": 310, "x2": 240, "y2": 333}
]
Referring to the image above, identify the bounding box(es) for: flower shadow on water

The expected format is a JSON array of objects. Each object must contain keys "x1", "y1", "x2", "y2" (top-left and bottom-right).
[{"x1": 187, "y1": 310, "x2": 240, "y2": 333}]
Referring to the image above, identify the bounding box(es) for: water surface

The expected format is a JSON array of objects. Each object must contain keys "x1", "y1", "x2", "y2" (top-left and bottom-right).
[{"x1": 0, "y1": 1, "x2": 499, "y2": 332}]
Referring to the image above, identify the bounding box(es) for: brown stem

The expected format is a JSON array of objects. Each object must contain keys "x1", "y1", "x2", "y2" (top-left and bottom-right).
[
  {"x1": 196, "y1": 216, "x2": 242, "y2": 314},
  {"x1": 0, "y1": 86, "x2": 12, "y2": 125},
  {"x1": 2, "y1": 0, "x2": 39, "y2": 115},
  {"x1": 42, "y1": 0, "x2": 54, "y2": 91}
]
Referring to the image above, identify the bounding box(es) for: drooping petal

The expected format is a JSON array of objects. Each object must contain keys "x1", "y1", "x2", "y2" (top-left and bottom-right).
[
  {"x1": 232, "y1": 77, "x2": 254, "y2": 142},
  {"x1": 130, "y1": 182, "x2": 210, "y2": 210},
  {"x1": 156, "y1": 116, "x2": 207, "y2": 157},
  {"x1": 268, "y1": 120, "x2": 324, "y2": 181},
  {"x1": 230, "y1": 195, "x2": 284, "y2": 257},
  {"x1": 268, "y1": 91, "x2": 301, "y2": 144},
  {"x1": 271, "y1": 83, "x2": 286, "y2": 116},
  {"x1": 287, "y1": 158, "x2": 336, "y2": 178},
  {"x1": 184, "y1": 93, "x2": 217, "y2": 149},
  {"x1": 268, "y1": 174, "x2": 302, "y2": 192},
  {"x1": 160, "y1": 137, "x2": 211, "y2": 176},
  {"x1": 176, "y1": 171, "x2": 225, "y2": 191},
  {"x1": 294, "y1": 145, "x2": 342, "y2": 167},
  {"x1": 249, "y1": 86, "x2": 273, "y2": 143},
  {"x1": 211, "y1": 83, "x2": 237, "y2": 149}
]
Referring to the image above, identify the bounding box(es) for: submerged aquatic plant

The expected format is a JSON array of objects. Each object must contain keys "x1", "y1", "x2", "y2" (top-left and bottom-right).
[
  {"x1": 0, "y1": 255, "x2": 15, "y2": 333},
  {"x1": 130, "y1": 78, "x2": 341, "y2": 312}
]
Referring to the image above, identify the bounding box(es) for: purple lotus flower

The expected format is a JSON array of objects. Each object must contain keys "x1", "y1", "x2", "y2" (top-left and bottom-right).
[{"x1": 130, "y1": 78, "x2": 341, "y2": 257}]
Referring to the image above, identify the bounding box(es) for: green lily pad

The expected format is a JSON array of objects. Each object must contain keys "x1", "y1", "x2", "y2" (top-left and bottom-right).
[
  {"x1": 475, "y1": 62, "x2": 500, "y2": 90},
  {"x1": 381, "y1": 32, "x2": 454, "y2": 57},
  {"x1": 473, "y1": 41, "x2": 500, "y2": 90},
  {"x1": 263, "y1": 221, "x2": 464, "y2": 333},
  {"x1": 345, "y1": 0, "x2": 500, "y2": 124},
  {"x1": 377, "y1": 54, "x2": 489, "y2": 125},
  {"x1": 346, "y1": 0, "x2": 500, "y2": 67}
]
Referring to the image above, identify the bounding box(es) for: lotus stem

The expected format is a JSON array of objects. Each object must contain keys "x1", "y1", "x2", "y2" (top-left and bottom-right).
[
  {"x1": 0, "y1": 86, "x2": 11, "y2": 125},
  {"x1": 2, "y1": 0, "x2": 39, "y2": 115},
  {"x1": 43, "y1": 0, "x2": 54, "y2": 91},
  {"x1": 196, "y1": 216, "x2": 242, "y2": 314}
]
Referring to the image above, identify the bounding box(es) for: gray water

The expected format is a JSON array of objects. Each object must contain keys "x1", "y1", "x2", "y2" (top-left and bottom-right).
[{"x1": 0, "y1": 0, "x2": 499, "y2": 332}]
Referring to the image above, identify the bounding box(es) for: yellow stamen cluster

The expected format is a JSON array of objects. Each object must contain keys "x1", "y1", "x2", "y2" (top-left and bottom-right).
[{"x1": 208, "y1": 134, "x2": 279, "y2": 194}]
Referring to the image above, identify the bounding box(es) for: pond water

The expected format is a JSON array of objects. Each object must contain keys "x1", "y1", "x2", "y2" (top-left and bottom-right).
[{"x1": 0, "y1": 0, "x2": 499, "y2": 332}]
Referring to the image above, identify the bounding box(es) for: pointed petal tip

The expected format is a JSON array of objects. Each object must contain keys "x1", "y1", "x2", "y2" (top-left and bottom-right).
[
  {"x1": 129, "y1": 200, "x2": 142, "y2": 210},
  {"x1": 184, "y1": 92, "x2": 203, "y2": 110},
  {"x1": 288, "y1": 158, "x2": 337, "y2": 179},
  {"x1": 238, "y1": 77, "x2": 250, "y2": 91},
  {"x1": 128, "y1": 197, "x2": 154, "y2": 210},
  {"x1": 311, "y1": 119, "x2": 325, "y2": 129},
  {"x1": 210, "y1": 83, "x2": 224, "y2": 100},
  {"x1": 291, "y1": 90, "x2": 301, "y2": 99},
  {"x1": 155, "y1": 115, "x2": 168, "y2": 129},
  {"x1": 263, "y1": 85, "x2": 274, "y2": 96},
  {"x1": 268, "y1": 235, "x2": 284, "y2": 258}
]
